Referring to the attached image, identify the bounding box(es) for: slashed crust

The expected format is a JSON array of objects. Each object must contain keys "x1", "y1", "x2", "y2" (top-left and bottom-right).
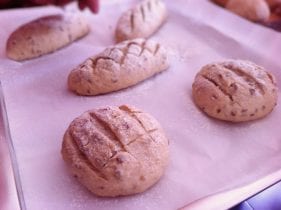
[
  {"x1": 61, "y1": 105, "x2": 169, "y2": 197},
  {"x1": 115, "y1": 0, "x2": 167, "y2": 42},
  {"x1": 68, "y1": 38, "x2": 169, "y2": 95},
  {"x1": 192, "y1": 60, "x2": 278, "y2": 122}
]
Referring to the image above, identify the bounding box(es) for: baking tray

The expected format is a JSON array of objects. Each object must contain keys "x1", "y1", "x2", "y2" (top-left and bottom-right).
[
  {"x1": 0, "y1": 82, "x2": 25, "y2": 210},
  {"x1": 1, "y1": 1, "x2": 281, "y2": 209}
]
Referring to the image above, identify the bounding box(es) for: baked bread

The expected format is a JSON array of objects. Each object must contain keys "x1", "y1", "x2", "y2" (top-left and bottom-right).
[
  {"x1": 211, "y1": 0, "x2": 229, "y2": 7},
  {"x1": 192, "y1": 60, "x2": 278, "y2": 122},
  {"x1": 6, "y1": 13, "x2": 89, "y2": 61},
  {"x1": 61, "y1": 105, "x2": 169, "y2": 197},
  {"x1": 226, "y1": 0, "x2": 270, "y2": 22},
  {"x1": 68, "y1": 38, "x2": 169, "y2": 95},
  {"x1": 115, "y1": 0, "x2": 167, "y2": 42}
]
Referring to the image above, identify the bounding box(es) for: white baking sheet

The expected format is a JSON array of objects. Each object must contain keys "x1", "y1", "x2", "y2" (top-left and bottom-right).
[{"x1": 1, "y1": 0, "x2": 281, "y2": 209}]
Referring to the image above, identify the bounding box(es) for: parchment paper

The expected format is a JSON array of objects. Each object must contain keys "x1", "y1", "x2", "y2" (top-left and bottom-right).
[{"x1": 1, "y1": 0, "x2": 281, "y2": 209}]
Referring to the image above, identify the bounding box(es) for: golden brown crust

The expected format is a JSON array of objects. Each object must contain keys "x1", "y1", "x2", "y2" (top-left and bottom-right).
[
  {"x1": 6, "y1": 13, "x2": 89, "y2": 61},
  {"x1": 192, "y1": 60, "x2": 278, "y2": 122},
  {"x1": 226, "y1": 0, "x2": 270, "y2": 22},
  {"x1": 115, "y1": 0, "x2": 167, "y2": 42},
  {"x1": 68, "y1": 38, "x2": 169, "y2": 96},
  {"x1": 61, "y1": 105, "x2": 169, "y2": 197}
]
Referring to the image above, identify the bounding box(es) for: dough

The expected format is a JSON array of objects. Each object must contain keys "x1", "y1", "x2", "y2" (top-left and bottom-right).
[
  {"x1": 68, "y1": 38, "x2": 169, "y2": 95},
  {"x1": 6, "y1": 13, "x2": 89, "y2": 61},
  {"x1": 192, "y1": 60, "x2": 278, "y2": 122},
  {"x1": 61, "y1": 105, "x2": 169, "y2": 197},
  {"x1": 115, "y1": 0, "x2": 167, "y2": 42}
]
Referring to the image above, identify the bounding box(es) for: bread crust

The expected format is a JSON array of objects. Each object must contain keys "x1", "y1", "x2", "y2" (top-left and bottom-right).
[
  {"x1": 115, "y1": 0, "x2": 167, "y2": 42},
  {"x1": 192, "y1": 60, "x2": 278, "y2": 122},
  {"x1": 68, "y1": 38, "x2": 169, "y2": 96},
  {"x1": 61, "y1": 105, "x2": 169, "y2": 197},
  {"x1": 6, "y1": 13, "x2": 89, "y2": 61}
]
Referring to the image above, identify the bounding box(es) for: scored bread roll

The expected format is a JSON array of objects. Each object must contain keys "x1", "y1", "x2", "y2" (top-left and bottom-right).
[
  {"x1": 115, "y1": 0, "x2": 167, "y2": 42},
  {"x1": 226, "y1": 0, "x2": 270, "y2": 22},
  {"x1": 192, "y1": 60, "x2": 278, "y2": 122},
  {"x1": 68, "y1": 38, "x2": 169, "y2": 96},
  {"x1": 6, "y1": 13, "x2": 89, "y2": 61},
  {"x1": 61, "y1": 105, "x2": 169, "y2": 197}
]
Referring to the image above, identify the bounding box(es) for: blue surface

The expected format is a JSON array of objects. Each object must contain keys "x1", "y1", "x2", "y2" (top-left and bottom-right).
[
  {"x1": 231, "y1": 182, "x2": 281, "y2": 210},
  {"x1": 231, "y1": 202, "x2": 253, "y2": 210}
]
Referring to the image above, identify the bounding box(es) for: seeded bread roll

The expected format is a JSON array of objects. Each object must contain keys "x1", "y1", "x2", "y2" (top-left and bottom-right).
[
  {"x1": 115, "y1": 0, "x2": 167, "y2": 42},
  {"x1": 68, "y1": 38, "x2": 169, "y2": 95},
  {"x1": 226, "y1": 0, "x2": 270, "y2": 22},
  {"x1": 192, "y1": 60, "x2": 278, "y2": 122},
  {"x1": 61, "y1": 105, "x2": 169, "y2": 197},
  {"x1": 6, "y1": 13, "x2": 89, "y2": 61}
]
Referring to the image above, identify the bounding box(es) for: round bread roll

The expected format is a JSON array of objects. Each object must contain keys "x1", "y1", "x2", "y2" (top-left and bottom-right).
[
  {"x1": 61, "y1": 105, "x2": 169, "y2": 197},
  {"x1": 226, "y1": 0, "x2": 270, "y2": 22},
  {"x1": 192, "y1": 60, "x2": 278, "y2": 122},
  {"x1": 211, "y1": 0, "x2": 229, "y2": 7}
]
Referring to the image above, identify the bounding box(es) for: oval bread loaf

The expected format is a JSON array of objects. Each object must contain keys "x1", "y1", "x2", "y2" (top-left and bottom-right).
[
  {"x1": 226, "y1": 0, "x2": 270, "y2": 22},
  {"x1": 6, "y1": 13, "x2": 89, "y2": 61},
  {"x1": 68, "y1": 38, "x2": 169, "y2": 95},
  {"x1": 61, "y1": 105, "x2": 169, "y2": 197},
  {"x1": 192, "y1": 60, "x2": 278, "y2": 122},
  {"x1": 115, "y1": 0, "x2": 167, "y2": 42}
]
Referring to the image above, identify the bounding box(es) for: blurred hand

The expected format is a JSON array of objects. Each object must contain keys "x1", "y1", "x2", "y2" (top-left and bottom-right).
[
  {"x1": 266, "y1": 0, "x2": 281, "y2": 8},
  {"x1": 0, "y1": 0, "x2": 99, "y2": 13},
  {"x1": 78, "y1": 0, "x2": 99, "y2": 13},
  {"x1": 273, "y1": 5, "x2": 281, "y2": 15}
]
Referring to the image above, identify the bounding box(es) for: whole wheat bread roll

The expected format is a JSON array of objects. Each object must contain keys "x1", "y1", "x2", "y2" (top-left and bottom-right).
[
  {"x1": 68, "y1": 38, "x2": 169, "y2": 95},
  {"x1": 61, "y1": 105, "x2": 169, "y2": 197},
  {"x1": 192, "y1": 60, "x2": 278, "y2": 122},
  {"x1": 115, "y1": 0, "x2": 167, "y2": 42},
  {"x1": 226, "y1": 0, "x2": 270, "y2": 22},
  {"x1": 6, "y1": 13, "x2": 89, "y2": 61}
]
